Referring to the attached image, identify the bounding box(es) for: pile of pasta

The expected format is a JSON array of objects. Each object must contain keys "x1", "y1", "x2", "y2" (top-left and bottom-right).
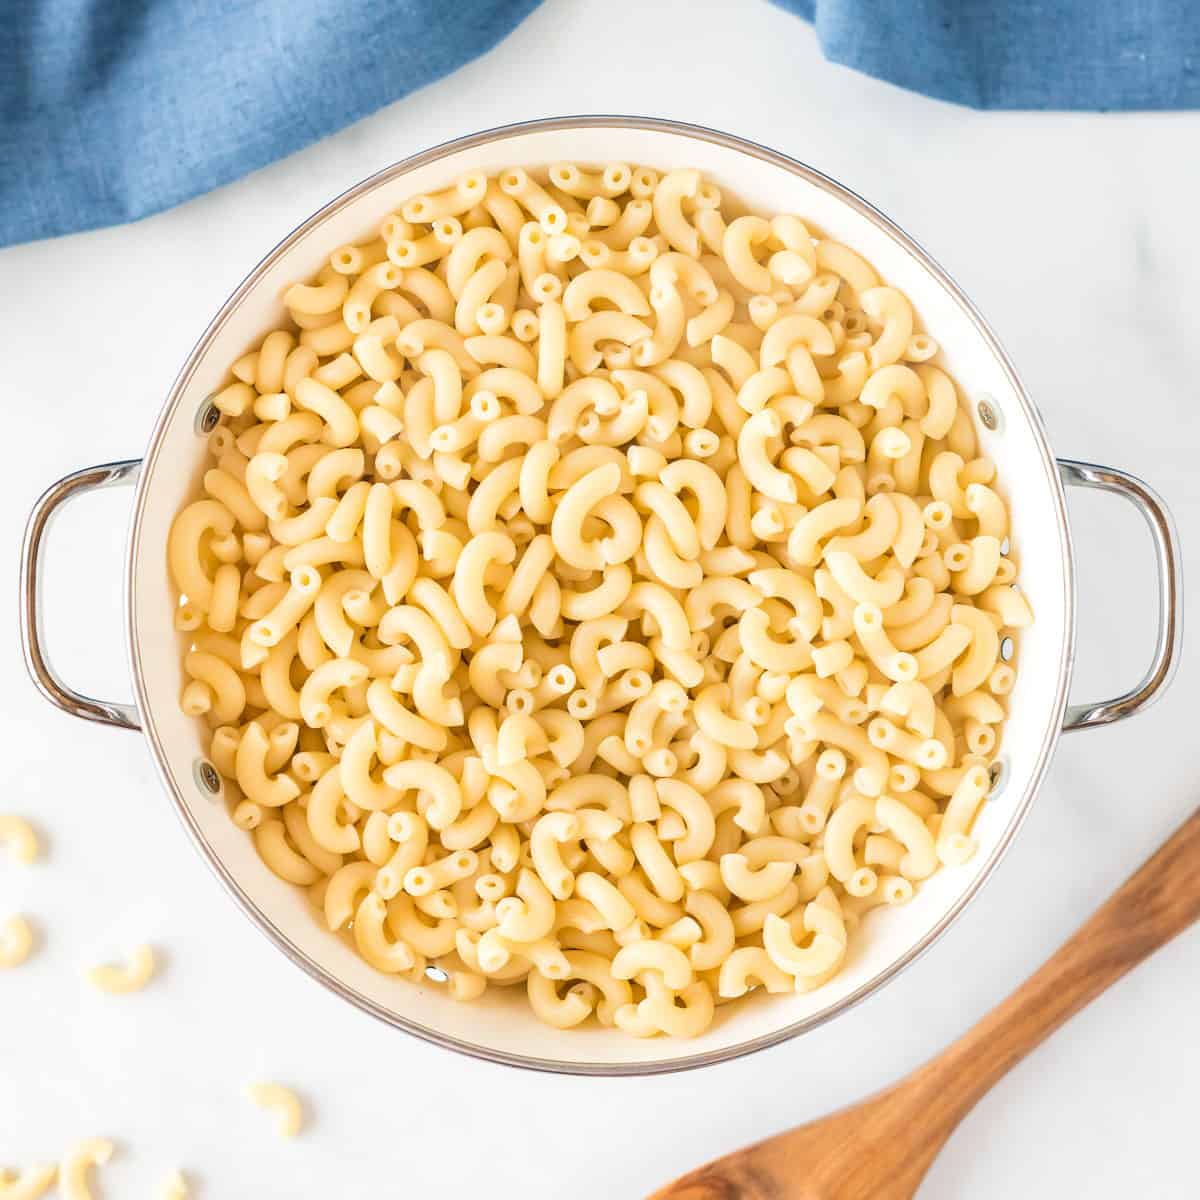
[{"x1": 169, "y1": 162, "x2": 1031, "y2": 1038}]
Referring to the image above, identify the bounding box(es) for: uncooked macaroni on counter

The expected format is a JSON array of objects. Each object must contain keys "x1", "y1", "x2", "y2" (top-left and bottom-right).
[{"x1": 168, "y1": 163, "x2": 1030, "y2": 1037}]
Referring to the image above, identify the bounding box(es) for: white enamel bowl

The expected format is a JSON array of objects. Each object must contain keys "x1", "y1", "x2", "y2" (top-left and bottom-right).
[{"x1": 20, "y1": 117, "x2": 1182, "y2": 1075}]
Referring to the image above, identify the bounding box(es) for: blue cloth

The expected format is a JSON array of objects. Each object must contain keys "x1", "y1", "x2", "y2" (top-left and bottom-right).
[
  {"x1": 1, "y1": 1, "x2": 1197, "y2": 248},
  {"x1": 0, "y1": 0, "x2": 541, "y2": 247},
  {"x1": 773, "y1": 1, "x2": 1200, "y2": 110}
]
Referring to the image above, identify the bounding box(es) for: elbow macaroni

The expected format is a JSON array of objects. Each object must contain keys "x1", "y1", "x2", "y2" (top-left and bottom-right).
[
  {"x1": 245, "y1": 1082, "x2": 304, "y2": 1138},
  {"x1": 0, "y1": 914, "x2": 34, "y2": 968},
  {"x1": 168, "y1": 163, "x2": 1028, "y2": 1037},
  {"x1": 84, "y1": 944, "x2": 156, "y2": 994},
  {"x1": 58, "y1": 1140, "x2": 114, "y2": 1200},
  {"x1": 0, "y1": 815, "x2": 38, "y2": 864},
  {"x1": 0, "y1": 1164, "x2": 58, "y2": 1199}
]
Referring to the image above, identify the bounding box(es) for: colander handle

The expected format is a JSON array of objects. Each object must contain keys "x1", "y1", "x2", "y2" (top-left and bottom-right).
[
  {"x1": 1058, "y1": 459, "x2": 1182, "y2": 732},
  {"x1": 20, "y1": 460, "x2": 143, "y2": 732}
]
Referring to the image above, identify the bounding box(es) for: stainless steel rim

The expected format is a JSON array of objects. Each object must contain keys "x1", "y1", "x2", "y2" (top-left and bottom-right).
[{"x1": 126, "y1": 115, "x2": 1076, "y2": 1076}]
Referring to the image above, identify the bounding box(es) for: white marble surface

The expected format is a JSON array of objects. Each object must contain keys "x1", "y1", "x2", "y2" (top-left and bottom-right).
[{"x1": 2, "y1": 0, "x2": 1197, "y2": 1194}]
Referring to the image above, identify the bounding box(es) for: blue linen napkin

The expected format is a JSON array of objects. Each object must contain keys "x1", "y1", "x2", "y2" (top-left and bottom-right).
[
  {"x1": 774, "y1": 0, "x2": 1199, "y2": 111},
  {"x1": 1, "y1": 0, "x2": 1197, "y2": 249},
  {"x1": 0, "y1": 0, "x2": 541, "y2": 248}
]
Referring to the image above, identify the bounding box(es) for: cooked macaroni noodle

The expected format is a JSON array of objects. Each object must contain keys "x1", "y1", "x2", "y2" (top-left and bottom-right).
[
  {"x1": 84, "y1": 944, "x2": 156, "y2": 994},
  {"x1": 58, "y1": 1140, "x2": 113, "y2": 1200},
  {"x1": 0, "y1": 915, "x2": 34, "y2": 969},
  {"x1": 168, "y1": 163, "x2": 1028, "y2": 1038},
  {"x1": 245, "y1": 1082, "x2": 304, "y2": 1137},
  {"x1": 160, "y1": 1169, "x2": 189, "y2": 1200},
  {"x1": 0, "y1": 1164, "x2": 57, "y2": 1199},
  {"x1": 0, "y1": 815, "x2": 38, "y2": 864}
]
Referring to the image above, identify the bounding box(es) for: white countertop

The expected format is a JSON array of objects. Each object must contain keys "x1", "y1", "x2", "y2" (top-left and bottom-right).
[{"x1": 2, "y1": 0, "x2": 1197, "y2": 1194}]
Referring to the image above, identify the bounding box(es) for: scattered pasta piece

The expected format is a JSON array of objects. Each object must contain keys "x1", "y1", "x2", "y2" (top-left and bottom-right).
[
  {"x1": 84, "y1": 944, "x2": 156, "y2": 993},
  {"x1": 0, "y1": 1164, "x2": 57, "y2": 1200},
  {"x1": 58, "y1": 1140, "x2": 113, "y2": 1200},
  {"x1": 160, "y1": 1168, "x2": 189, "y2": 1200},
  {"x1": 0, "y1": 916, "x2": 34, "y2": 969},
  {"x1": 245, "y1": 1082, "x2": 304, "y2": 1137},
  {"x1": 0, "y1": 815, "x2": 38, "y2": 864}
]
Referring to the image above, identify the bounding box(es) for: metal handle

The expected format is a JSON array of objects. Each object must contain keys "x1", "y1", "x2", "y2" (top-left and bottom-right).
[
  {"x1": 1059, "y1": 459, "x2": 1183, "y2": 732},
  {"x1": 20, "y1": 460, "x2": 143, "y2": 731}
]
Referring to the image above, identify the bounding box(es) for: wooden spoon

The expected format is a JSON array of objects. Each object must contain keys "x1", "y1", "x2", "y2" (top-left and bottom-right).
[{"x1": 651, "y1": 808, "x2": 1200, "y2": 1200}]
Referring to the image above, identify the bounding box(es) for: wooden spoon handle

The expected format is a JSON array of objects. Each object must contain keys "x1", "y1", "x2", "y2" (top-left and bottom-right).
[{"x1": 910, "y1": 806, "x2": 1200, "y2": 1116}]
